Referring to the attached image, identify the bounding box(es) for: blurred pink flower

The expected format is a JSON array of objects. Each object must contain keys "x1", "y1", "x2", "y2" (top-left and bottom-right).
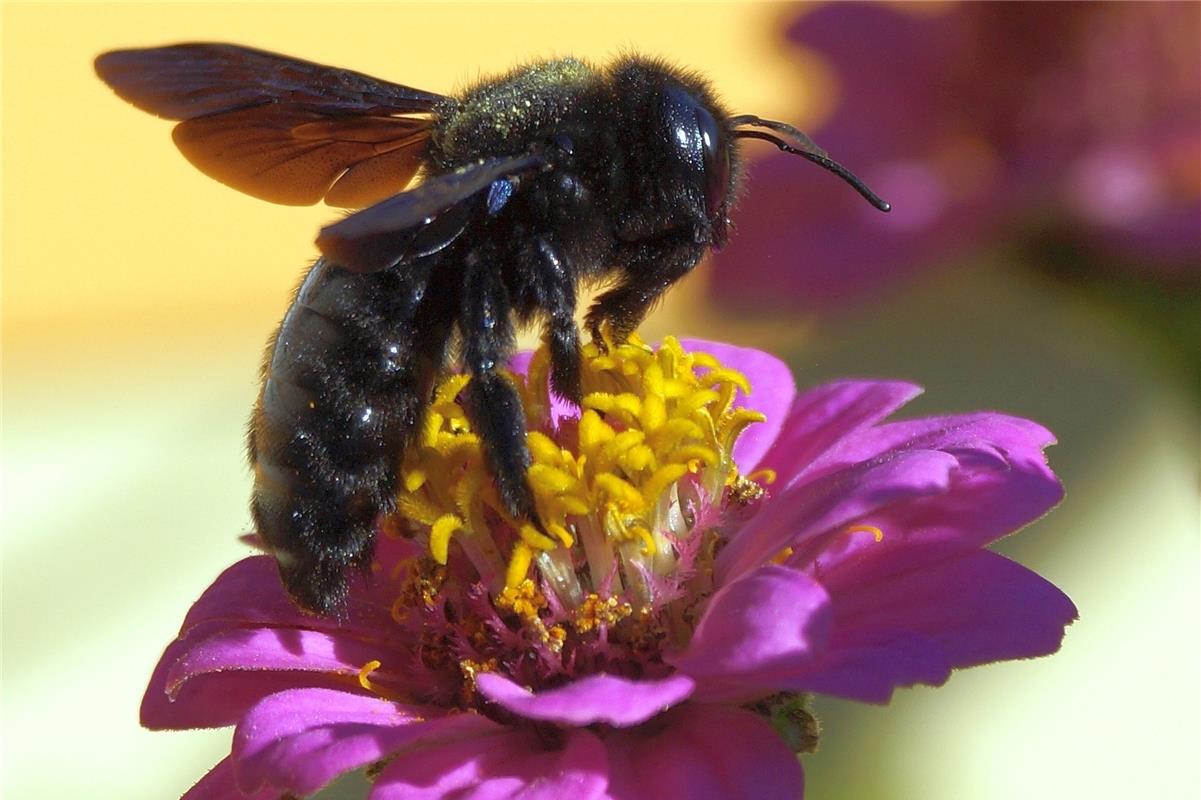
[
  {"x1": 144, "y1": 339, "x2": 1075, "y2": 799},
  {"x1": 711, "y1": 2, "x2": 1201, "y2": 312}
]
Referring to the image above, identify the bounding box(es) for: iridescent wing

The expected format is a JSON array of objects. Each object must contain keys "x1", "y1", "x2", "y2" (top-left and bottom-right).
[
  {"x1": 95, "y1": 43, "x2": 449, "y2": 207},
  {"x1": 317, "y1": 154, "x2": 549, "y2": 272}
]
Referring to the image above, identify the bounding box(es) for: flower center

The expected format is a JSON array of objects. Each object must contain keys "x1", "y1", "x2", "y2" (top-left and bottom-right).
[
  {"x1": 377, "y1": 335, "x2": 770, "y2": 702},
  {"x1": 394, "y1": 335, "x2": 765, "y2": 610}
]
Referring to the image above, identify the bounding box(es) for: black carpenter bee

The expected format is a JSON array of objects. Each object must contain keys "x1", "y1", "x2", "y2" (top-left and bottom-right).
[{"x1": 95, "y1": 43, "x2": 889, "y2": 614}]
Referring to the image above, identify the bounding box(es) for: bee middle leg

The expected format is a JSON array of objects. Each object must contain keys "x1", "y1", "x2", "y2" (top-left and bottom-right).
[
  {"x1": 461, "y1": 254, "x2": 535, "y2": 520},
  {"x1": 529, "y1": 236, "x2": 582, "y2": 404}
]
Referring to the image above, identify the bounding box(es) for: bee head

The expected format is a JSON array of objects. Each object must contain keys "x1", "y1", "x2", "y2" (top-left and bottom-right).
[
  {"x1": 654, "y1": 71, "x2": 891, "y2": 253},
  {"x1": 614, "y1": 56, "x2": 889, "y2": 253}
]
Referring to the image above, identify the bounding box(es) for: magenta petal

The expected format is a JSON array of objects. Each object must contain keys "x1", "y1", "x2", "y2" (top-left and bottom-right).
[
  {"x1": 142, "y1": 626, "x2": 356, "y2": 729},
  {"x1": 798, "y1": 550, "x2": 1077, "y2": 703},
  {"x1": 182, "y1": 756, "x2": 279, "y2": 800},
  {"x1": 506, "y1": 350, "x2": 535, "y2": 376},
  {"x1": 506, "y1": 349, "x2": 582, "y2": 424},
  {"x1": 679, "y1": 338, "x2": 796, "y2": 472},
  {"x1": 475, "y1": 672, "x2": 694, "y2": 727},
  {"x1": 180, "y1": 557, "x2": 316, "y2": 630},
  {"x1": 818, "y1": 412, "x2": 1057, "y2": 479},
  {"x1": 717, "y1": 448, "x2": 959, "y2": 584},
  {"x1": 142, "y1": 618, "x2": 349, "y2": 730},
  {"x1": 142, "y1": 624, "x2": 229, "y2": 730},
  {"x1": 606, "y1": 705, "x2": 803, "y2": 800},
  {"x1": 144, "y1": 624, "x2": 398, "y2": 730},
  {"x1": 759, "y1": 380, "x2": 923, "y2": 486},
  {"x1": 233, "y1": 688, "x2": 487, "y2": 797},
  {"x1": 808, "y1": 417, "x2": 1063, "y2": 584},
  {"x1": 670, "y1": 565, "x2": 832, "y2": 703},
  {"x1": 168, "y1": 626, "x2": 387, "y2": 686},
  {"x1": 180, "y1": 556, "x2": 393, "y2": 636},
  {"x1": 372, "y1": 726, "x2": 608, "y2": 800}
]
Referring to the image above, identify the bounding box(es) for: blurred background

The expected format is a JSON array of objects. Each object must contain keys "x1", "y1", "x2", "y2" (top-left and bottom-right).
[{"x1": 2, "y1": 3, "x2": 1198, "y2": 798}]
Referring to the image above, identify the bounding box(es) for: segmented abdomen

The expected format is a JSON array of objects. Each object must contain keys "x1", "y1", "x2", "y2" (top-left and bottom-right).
[{"x1": 248, "y1": 257, "x2": 439, "y2": 613}]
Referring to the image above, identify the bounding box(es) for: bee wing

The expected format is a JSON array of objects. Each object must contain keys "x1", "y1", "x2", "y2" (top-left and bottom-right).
[
  {"x1": 95, "y1": 43, "x2": 449, "y2": 207},
  {"x1": 317, "y1": 154, "x2": 548, "y2": 273}
]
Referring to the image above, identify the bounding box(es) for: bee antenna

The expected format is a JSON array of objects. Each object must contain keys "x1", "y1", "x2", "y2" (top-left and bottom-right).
[{"x1": 731, "y1": 117, "x2": 891, "y2": 212}]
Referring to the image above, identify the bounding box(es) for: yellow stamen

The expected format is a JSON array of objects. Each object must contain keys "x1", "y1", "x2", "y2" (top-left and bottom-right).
[
  {"x1": 429, "y1": 514, "x2": 464, "y2": 564},
  {"x1": 748, "y1": 468, "x2": 777, "y2": 485},
  {"x1": 638, "y1": 463, "x2": 689, "y2": 508},
  {"x1": 667, "y1": 445, "x2": 719, "y2": 469},
  {"x1": 702, "y1": 367, "x2": 752, "y2": 398},
  {"x1": 526, "y1": 431, "x2": 563, "y2": 463},
  {"x1": 392, "y1": 333, "x2": 768, "y2": 611},
  {"x1": 844, "y1": 524, "x2": 885, "y2": 542},
  {"x1": 518, "y1": 523, "x2": 558, "y2": 552},
  {"x1": 547, "y1": 522, "x2": 575, "y2": 548},
  {"x1": 506, "y1": 543, "x2": 534, "y2": 588},
  {"x1": 496, "y1": 579, "x2": 547, "y2": 621},
  {"x1": 358, "y1": 659, "x2": 384, "y2": 693},
  {"x1": 574, "y1": 593, "x2": 635, "y2": 633},
  {"x1": 528, "y1": 463, "x2": 581, "y2": 495},
  {"x1": 632, "y1": 524, "x2": 658, "y2": 556},
  {"x1": 458, "y1": 658, "x2": 498, "y2": 700},
  {"x1": 595, "y1": 473, "x2": 645, "y2": 512}
]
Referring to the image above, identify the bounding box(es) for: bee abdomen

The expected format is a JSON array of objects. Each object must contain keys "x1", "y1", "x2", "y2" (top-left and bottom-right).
[{"x1": 249, "y1": 262, "x2": 413, "y2": 613}]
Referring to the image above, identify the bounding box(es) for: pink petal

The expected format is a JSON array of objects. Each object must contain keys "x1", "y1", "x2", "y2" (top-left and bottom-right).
[
  {"x1": 179, "y1": 557, "x2": 319, "y2": 631},
  {"x1": 143, "y1": 622, "x2": 405, "y2": 730},
  {"x1": 717, "y1": 448, "x2": 959, "y2": 584},
  {"x1": 182, "y1": 755, "x2": 279, "y2": 800},
  {"x1": 475, "y1": 672, "x2": 694, "y2": 727},
  {"x1": 815, "y1": 411, "x2": 1057, "y2": 479},
  {"x1": 758, "y1": 380, "x2": 923, "y2": 487},
  {"x1": 506, "y1": 350, "x2": 535, "y2": 376},
  {"x1": 143, "y1": 619, "x2": 337, "y2": 730},
  {"x1": 605, "y1": 705, "x2": 803, "y2": 800},
  {"x1": 167, "y1": 626, "x2": 389, "y2": 689},
  {"x1": 679, "y1": 338, "x2": 796, "y2": 472},
  {"x1": 670, "y1": 565, "x2": 832, "y2": 703},
  {"x1": 372, "y1": 726, "x2": 609, "y2": 800},
  {"x1": 506, "y1": 350, "x2": 582, "y2": 424},
  {"x1": 804, "y1": 415, "x2": 1063, "y2": 583},
  {"x1": 142, "y1": 626, "x2": 354, "y2": 729},
  {"x1": 179, "y1": 556, "x2": 393, "y2": 637},
  {"x1": 143, "y1": 623, "x2": 228, "y2": 730},
  {"x1": 233, "y1": 688, "x2": 485, "y2": 797},
  {"x1": 795, "y1": 550, "x2": 1076, "y2": 702}
]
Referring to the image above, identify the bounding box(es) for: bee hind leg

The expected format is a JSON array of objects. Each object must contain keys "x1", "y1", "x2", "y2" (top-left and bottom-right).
[{"x1": 460, "y1": 255, "x2": 536, "y2": 521}]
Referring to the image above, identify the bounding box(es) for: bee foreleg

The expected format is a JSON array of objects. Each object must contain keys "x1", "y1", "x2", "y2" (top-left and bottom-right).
[{"x1": 585, "y1": 231, "x2": 705, "y2": 345}]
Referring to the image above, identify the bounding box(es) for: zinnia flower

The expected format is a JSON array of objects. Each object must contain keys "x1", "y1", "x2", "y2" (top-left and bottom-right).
[{"x1": 143, "y1": 336, "x2": 1076, "y2": 799}]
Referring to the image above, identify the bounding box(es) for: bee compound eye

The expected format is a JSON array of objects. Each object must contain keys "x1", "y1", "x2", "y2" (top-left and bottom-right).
[
  {"x1": 661, "y1": 86, "x2": 728, "y2": 219},
  {"x1": 695, "y1": 106, "x2": 728, "y2": 220}
]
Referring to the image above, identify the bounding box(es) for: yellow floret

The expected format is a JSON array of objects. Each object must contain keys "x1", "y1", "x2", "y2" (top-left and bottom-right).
[{"x1": 394, "y1": 334, "x2": 766, "y2": 604}]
